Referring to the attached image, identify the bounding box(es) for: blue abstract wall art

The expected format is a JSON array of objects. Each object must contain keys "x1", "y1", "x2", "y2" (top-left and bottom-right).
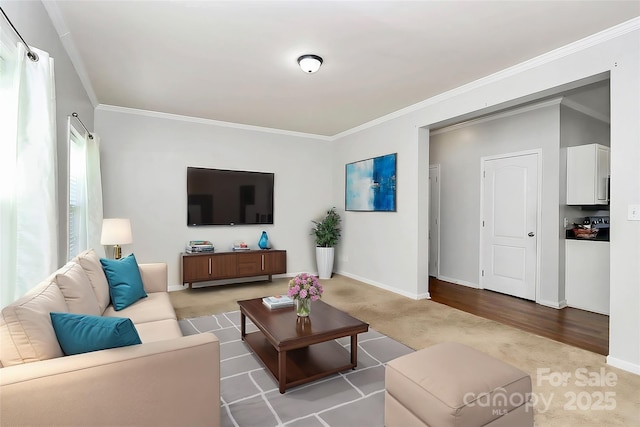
[{"x1": 345, "y1": 153, "x2": 397, "y2": 212}]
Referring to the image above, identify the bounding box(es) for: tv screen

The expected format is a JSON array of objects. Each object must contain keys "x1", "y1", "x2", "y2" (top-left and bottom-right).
[{"x1": 187, "y1": 167, "x2": 274, "y2": 226}]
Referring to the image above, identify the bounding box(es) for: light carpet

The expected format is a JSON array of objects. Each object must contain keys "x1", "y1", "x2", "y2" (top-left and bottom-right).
[
  {"x1": 178, "y1": 311, "x2": 414, "y2": 427},
  {"x1": 170, "y1": 275, "x2": 640, "y2": 426}
]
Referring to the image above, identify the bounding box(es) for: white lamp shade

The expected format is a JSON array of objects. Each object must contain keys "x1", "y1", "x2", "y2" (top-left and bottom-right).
[
  {"x1": 298, "y1": 55, "x2": 323, "y2": 73},
  {"x1": 100, "y1": 218, "x2": 133, "y2": 245}
]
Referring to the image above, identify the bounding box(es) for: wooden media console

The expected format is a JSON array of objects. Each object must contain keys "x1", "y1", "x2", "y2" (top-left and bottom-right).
[{"x1": 181, "y1": 249, "x2": 286, "y2": 288}]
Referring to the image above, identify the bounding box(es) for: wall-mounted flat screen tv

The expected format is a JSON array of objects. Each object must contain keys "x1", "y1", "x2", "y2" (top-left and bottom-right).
[{"x1": 187, "y1": 167, "x2": 274, "y2": 226}]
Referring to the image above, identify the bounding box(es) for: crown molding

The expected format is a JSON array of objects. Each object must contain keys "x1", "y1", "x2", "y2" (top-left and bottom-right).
[
  {"x1": 560, "y1": 98, "x2": 610, "y2": 124},
  {"x1": 334, "y1": 17, "x2": 638, "y2": 140},
  {"x1": 95, "y1": 104, "x2": 334, "y2": 141},
  {"x1": 430, "y1": 98, "x2": 563, "y2": 136}
]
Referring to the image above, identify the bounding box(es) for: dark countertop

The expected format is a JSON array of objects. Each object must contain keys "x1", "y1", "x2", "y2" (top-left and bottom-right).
[{"x1": 565, "y1": 228, "x2": 610, "y2": 242}]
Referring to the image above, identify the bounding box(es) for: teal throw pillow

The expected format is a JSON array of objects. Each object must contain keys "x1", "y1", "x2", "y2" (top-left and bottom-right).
[
  {"x1": 100, "y1": 253, "x2": 147, "y2": 311},
  {"x1": 50, "y1": 312, "x2": 141, "y2": 356}
]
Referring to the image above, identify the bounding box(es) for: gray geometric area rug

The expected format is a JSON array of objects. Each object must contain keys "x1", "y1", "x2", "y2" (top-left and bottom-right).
[{"x1": 179, "y1": 311, "x2": 414, "y2": 427}]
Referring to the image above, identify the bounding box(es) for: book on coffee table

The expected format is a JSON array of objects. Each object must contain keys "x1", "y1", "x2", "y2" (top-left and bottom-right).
[{"x1": 262, "y1": 295, "x2": 293, "y2": 309}]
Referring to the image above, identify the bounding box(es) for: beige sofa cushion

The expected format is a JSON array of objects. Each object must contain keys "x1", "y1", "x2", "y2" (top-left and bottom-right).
[
  {"x1": 0, "y1": 281, "x2": 68, "y2": 367},
  {"x1": 74, "y1": 249, "x2": 111, "y2": 313},
  {"x1": 135, "y1": 319, "x2": 184, "y2": 343},
  {"x1": 54, "y1": 262, "x2": 101, "y2": 316},
  {"x1": 102, "y1": 292, "x2": 177, "y2": 324}
]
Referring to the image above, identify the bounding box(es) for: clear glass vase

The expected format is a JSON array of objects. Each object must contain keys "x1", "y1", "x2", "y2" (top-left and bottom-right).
[{"x1": 295, "y1": 298, "x2": 311, "y2": 317}]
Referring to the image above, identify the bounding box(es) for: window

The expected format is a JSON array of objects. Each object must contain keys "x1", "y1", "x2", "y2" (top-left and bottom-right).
[
  {"x1": 68, "y1": 124, "x2": 87, "y2": 259},
  {"x1": 65, "y1": 119, "x2": 103, "y2": 260}
]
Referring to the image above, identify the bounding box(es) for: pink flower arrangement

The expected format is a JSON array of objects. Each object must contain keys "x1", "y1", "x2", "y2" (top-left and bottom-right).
[{"x1": 288, "y1": 273, "x2": 323, "y2": 301}]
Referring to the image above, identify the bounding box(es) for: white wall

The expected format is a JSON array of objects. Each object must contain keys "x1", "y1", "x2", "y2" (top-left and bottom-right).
[
  {"x1": 95, "y1": 107, "x2": 333, "y2": 285},
  {"x1": 1, "y1": 0, "x2": 94, "y2": 266},
  {"x1": 429, "y1": 101, "x2": 561, "y2": 306},
  {"x1": 332, "y1": 26, "x2": 640, "y2": 373},
  {"x1": 560, "y1": 105, "x2": 610, "y2": 150},
  {"x1": 332, "y1": 113, "x2": 430, "y2": 299}
]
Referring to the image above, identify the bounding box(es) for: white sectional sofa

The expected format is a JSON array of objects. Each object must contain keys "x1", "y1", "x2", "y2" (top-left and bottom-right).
[{"x1": 0, "y1": 249, "x2": 220, "y2": 426}]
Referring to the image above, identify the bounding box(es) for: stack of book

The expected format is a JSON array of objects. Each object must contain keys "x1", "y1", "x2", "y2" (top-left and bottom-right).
[
  {"x1": 262, "y1": 295, "x2": 294, "y2": 309},
  {"x1": 185, "y1": 240, "x2": 214, "y2": 253}
]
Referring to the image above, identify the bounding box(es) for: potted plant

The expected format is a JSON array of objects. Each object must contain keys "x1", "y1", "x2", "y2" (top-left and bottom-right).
[{"x1": 312, "y1": 207, "x2": 341, "y2": 279}]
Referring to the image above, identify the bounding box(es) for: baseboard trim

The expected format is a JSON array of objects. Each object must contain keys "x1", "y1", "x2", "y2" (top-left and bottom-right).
[
  {"x1": 168, "y1": 273, "x2": 294, "y2": 292},
  {"x1": 171, "y1": 271, "x2": 432, "y2": 300},
  {"x1": 561, "y1": 303, "x2": 608, "y2": 316},
  {"x1": 537, "y1": 298, "x2": 567, "y2": 309},
  {"x1": 606, "y1": 356, "x2": 640, "y2": 375},
  {"x1": 437, "y1": 275, "x2": 479, "y2": 289},
  {"x1": 336, "y1": 271, "x2": 429, "y2": 300}
]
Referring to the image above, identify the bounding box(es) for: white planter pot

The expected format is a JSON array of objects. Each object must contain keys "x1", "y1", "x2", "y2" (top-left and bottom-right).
[{"x1": 315, "y1": 247, "x2": 335, "y2": 279}]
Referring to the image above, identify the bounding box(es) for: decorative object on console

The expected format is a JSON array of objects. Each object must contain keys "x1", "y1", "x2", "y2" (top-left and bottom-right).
[
  {"x1": 345, "y1": 153, "x2": 397, "y2": 212},
  {"x1": 100, "y1": 218, "x2": 132, "y2": 259},
  {"x1": 287, "y1": 273, "x2": 323, "y2": 317},
  {"x1": 232, "y1": 241, "x2": 250, "y2": 251},
  {"x1": 312, "y1": 207, "x2": 341, "y2": 279},
  {"x1": 258, "y1": 231, "x2": 269, "y2": 249}
]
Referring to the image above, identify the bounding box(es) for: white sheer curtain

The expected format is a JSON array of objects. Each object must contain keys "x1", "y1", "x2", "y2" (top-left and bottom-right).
[
  {"x1": 0, "y1": 38, "x2": 58, "y2": 307},
  {"x1": 67, "y1": 119, "x2": 104, "y2": 259}
]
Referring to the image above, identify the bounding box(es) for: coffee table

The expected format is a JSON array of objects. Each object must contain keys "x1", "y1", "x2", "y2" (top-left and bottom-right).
[{"x1": 238, "y1": 298, "x2": 369, "y2": 393}]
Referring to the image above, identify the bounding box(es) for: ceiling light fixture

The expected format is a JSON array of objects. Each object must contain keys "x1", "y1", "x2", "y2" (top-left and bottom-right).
[{"x1": 297, "y1": 54, "x2": 323, "y2": 73}]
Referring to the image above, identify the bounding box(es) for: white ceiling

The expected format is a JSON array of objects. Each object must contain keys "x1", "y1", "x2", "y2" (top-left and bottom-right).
[{"x1": 47, "y1": 1, "x2": 639, "y2": 137}]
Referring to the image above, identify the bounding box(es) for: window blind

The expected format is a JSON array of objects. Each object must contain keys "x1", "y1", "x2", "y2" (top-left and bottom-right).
[{"x1": 67, "y1": 125, "x2": 85, "y2": 259}]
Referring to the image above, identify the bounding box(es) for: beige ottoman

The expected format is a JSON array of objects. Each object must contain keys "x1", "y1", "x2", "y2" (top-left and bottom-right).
[{"x1": 385, "y1": 342, "x2": 533, "y2": 427}]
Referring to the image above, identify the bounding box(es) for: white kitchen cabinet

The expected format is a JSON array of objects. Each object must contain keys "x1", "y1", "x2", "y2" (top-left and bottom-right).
[
  {"x1": 566, "y1": 143, "x2": 610, "y2": 205},
  {"x1": 565, "y1": 240, "x2": 609, "y2": 315}
]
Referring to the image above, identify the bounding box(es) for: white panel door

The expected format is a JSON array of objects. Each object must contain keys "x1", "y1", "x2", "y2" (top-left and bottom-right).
[
  {"x1": 481, "y1": 153, "x2": 538, "y2": 300},
  {"x1": 429, "y1": 165, "x2": 440, "y2": 277}
]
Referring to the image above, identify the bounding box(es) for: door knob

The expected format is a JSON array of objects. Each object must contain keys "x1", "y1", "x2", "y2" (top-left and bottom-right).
[{"x1": 528, "y1": 232, "x2": 535, "y2": 237}]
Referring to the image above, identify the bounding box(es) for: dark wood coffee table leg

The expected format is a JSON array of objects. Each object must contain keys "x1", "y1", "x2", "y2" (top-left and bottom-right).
[
  {"x1": 278, "y1": 350, "x2": 287, "y2": 393},
  {"x1": 351, "y1": 334, "x2": 358, "y2": 367},
  {"x1": 241, "y1": 312, "x2": 246, "y2": 339}
]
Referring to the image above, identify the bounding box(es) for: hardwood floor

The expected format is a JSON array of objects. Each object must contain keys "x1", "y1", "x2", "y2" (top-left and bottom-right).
[{"x1": 429, "y1": 277, "x2": 609, "y2": 355}]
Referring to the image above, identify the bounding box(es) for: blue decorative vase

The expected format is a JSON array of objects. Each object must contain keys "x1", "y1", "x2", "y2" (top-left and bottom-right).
[{"x1": 258, "y1": 231, "x2": 269, "y2": 249}]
